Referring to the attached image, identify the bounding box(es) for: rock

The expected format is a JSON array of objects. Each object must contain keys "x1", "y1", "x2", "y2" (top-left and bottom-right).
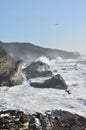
[
  {"x1": 30, "y1": 74, "x2": 68, "y2": 90},
  {"x1": 23, "y1": 61, "x2": 53, "y2": 79},
  {"x1": 65, "y1": 90, "x2": 71, "y2": 95},
  {"x1": 19, "y1": 114, "x2": 29, "y2": 123},
  {"x1": 0, "y1": 56, "x2": 23, "y2": 87},
  {"x1": 0, "y1": 110, "x2": 85, "y2": 130},
  {"x1": 0, "y1": 110, "x2": 30, "y2": 130},
  {"x1": 61, "y1": 68, "x2": 66, "y2": 70}
]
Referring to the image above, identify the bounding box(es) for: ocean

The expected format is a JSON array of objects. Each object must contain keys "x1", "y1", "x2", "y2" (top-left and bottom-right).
[{"x1": 0, "y1": 55, "x2": 86, "y2": 117}]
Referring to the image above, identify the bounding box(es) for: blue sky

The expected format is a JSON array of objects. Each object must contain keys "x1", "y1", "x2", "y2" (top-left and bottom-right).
[{"x1": 0, "y1": 0, "x2": 86, "y2": 54}]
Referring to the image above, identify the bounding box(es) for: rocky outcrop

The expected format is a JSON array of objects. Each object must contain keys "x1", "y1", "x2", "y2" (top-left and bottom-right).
[
  {"x1": 0, "y1": 56, "x2": 23, "y2": 87},
  {"x1": 0, "y1": 110, "x2": 86, "y2": 130},
  {"x1": 23, "y1": 61, "x2": 53, "y2": 79},
  {"x1": 0, "y1": 110, "x2": 29, "y2": 130},
  {"x1": 30, "y1": 74, "x2": 68, "y2": 90}
]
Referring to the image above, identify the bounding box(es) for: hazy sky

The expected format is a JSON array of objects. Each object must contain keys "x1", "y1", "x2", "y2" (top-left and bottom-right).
[{"x1": 0, "y1": 0, "x2": 86, "y2": 54}]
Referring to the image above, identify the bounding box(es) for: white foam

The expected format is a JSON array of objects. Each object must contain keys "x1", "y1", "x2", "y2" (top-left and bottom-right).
[
  {"x1": 56, "y1": 56, "x2": 63, "y2": 61},
  {"x1": 0, "y1": 56, "x2": 86, "y2": 117},
  {"x1": 35, "y1": 56, "x2": 49, "y2": 64}
]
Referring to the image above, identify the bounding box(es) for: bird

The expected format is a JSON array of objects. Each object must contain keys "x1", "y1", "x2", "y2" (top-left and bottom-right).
[{"x1": 55, "y1": 24, "x2": 59, "y2": 26}]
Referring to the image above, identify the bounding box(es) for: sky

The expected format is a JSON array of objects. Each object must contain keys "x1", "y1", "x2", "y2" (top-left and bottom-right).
[{"x1": 0, "y1": 0, "x2": 86, "y2": 54}]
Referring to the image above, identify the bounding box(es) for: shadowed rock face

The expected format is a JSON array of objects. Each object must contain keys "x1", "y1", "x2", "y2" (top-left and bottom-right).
[
  {"x1": 30, "y1": 74, "x2": 68, "y2": 90},
  {"x1": 0, "y1": 110, "x2": 86, "y2": 130},
  {"x1": 23, "y1": 61, "x2": 53, "y2": 79},
  {"x1": 0, "y1": 56, "x2": 23, "y2": 87}
]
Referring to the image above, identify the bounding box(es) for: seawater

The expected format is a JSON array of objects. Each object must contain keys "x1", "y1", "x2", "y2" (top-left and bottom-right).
[{"x1": 0, "y1": 56, "x2": 86, "y2": 117}]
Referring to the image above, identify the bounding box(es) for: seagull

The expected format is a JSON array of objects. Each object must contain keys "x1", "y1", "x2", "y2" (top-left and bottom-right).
[{"x1": 55, "y1": 24, "x2": 59, "y2": 26}]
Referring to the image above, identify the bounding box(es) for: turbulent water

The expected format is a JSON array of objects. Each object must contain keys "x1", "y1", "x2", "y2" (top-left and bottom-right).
[{"x1": 0, "y1": 55, "x2": 86, "y2": 117}]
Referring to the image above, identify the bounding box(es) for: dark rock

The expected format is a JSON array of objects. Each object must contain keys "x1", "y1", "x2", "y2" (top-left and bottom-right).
[
  {"x1": 61, "y1": 68, "x2": 66, "y2": 70},
  {"x1": 0, "y1": 110, "x2": 30, "y2": 130},
  {"x1": 0, "y1": 56, "x2": 23, "y2": 87},
  {"x1": 29, "y1": 110, "x2": 86, "y2": 130},
  {"x1": 19, "y1": 114, "x2": 28, "y2": 123},
  {"x1": 0, "y1": 110, "x2": 85, "y2": 130},
  {"x1": 30, "y1": 74, "x2": 68, "y2": 90},
  {"x1": 23, "y1": 61, "x2": 53, "y2": 79},
  {"x1": 65, "y1": 90, "x2": 71, "y2": 95}
]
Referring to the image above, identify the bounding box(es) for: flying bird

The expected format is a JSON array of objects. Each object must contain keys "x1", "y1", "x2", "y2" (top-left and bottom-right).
[{"x1": 55, "y1": 24, "x2": 59, "y2": 26}]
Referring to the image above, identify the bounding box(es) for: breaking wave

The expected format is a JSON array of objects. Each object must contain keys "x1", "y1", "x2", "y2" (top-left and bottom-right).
[{"x1": 0, "y1": 55, "x2": 86, "y2": 117}]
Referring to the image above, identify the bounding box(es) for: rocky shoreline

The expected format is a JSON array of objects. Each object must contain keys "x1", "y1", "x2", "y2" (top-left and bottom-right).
[
  {"x1": 0, "y1": 109, "x2": 86, "y2": 130},
  {"x1": 0, "y1": 55, "x2": 86, "y2": 129}
]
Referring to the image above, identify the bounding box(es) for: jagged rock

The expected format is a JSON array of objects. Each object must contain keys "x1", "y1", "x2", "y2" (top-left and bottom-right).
[
  {"x1": 23, "y1": 61, "x2": 53, "y2": 79},
  {"x1": 0, "y1": 56, "x2": 23, "y2": 87},
  {"x1": 0, "y1": 110, "x2": 85, "y2": 130},
  {"x1": 19, "y1": 114, "x2": 29, "y2": 123},
  {"x1": 30, "y1": 74, "x2": 68, "y2": 90},
  {"x1": 0, "y1": 110, "x2": 30, "y2": 130}
]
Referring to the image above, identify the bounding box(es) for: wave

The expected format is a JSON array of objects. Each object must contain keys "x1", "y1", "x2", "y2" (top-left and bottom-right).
[
  {"x1": 0, "y1": 55, "x2": 86, "y2": 117},
  {"x1": 35, "y1": 56, "x2": 50, "y2": 64}
]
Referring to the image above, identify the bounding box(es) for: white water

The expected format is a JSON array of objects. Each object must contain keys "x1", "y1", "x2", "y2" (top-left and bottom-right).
[{"x1": 0, "y1": 56, "x2": 86, "y2": 117}]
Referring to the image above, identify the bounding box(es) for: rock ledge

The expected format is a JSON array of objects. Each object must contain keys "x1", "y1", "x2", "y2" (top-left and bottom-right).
[{"x1": 0, "y1": 110, "x2": 85, "y2": 130}]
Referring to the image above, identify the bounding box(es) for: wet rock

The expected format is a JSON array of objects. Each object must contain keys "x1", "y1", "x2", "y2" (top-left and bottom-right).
[
  {"x1": 0, "y1": 56, "x2": 23, "y2": 87},
  {"x1": 53, "y1": 69, "x2": 58, "y2": 73},
  {"x1": 0, "y1": 110, "x2": 86, "y2": 130},
  {"x1": 65, "y1": 90, "x2": 71, "y2": 95},
  {"x1": 61, "y1": 68, "x2": 66, "y2": 70},
  {"x1": 29, "y1": 110, "x2": 86, "y2": 130},
  {"x1": 19, "y1": 114, "x2": 29, "y2": 123},
  {"x1": 0, "y1": 110, "x2": 30, "y2": 130},
  {"x1": 30, "y1": 74, "x2": 68, "y2": 90},
  {"x1": 23, "y1": 61, "x2": 53, "y2": 79}
]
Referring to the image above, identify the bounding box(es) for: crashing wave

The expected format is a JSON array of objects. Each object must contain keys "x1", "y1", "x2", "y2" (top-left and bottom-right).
[{"x1": 35, "y1": 56, "x2": 50, "y2": 64}]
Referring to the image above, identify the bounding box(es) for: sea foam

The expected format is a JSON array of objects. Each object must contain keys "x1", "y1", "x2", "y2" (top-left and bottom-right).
[{"x1": 0, "y1": 56, "x2": 86, "y2": 117}]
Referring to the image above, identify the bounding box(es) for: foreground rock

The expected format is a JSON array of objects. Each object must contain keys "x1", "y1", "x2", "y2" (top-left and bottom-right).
[
  {"x1": 0, "y1": 110, "x2": 86, "y2": 130},
  {"x1": 30, "y1": 74, "x2": 68, "y2": 90},
  {"x1": 23, "y1": 61, "x2": 53, "y2": 79},
  {"x1": 0, "y1": 56, "x2": 23, "y2": 87}
]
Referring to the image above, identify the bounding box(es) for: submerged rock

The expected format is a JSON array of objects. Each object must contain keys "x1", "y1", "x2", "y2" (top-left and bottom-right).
[
  {"x1": 0, "y1": 110, "x2": 85, "y2": 130},
  {"x1": 30, "y1": 74, "x2": 68, "y2": 90},
  {"x1": 0, "y1": 56, "x2": 23, "y2": 87},
  {"x1": 23, "y1": 61, "x2": 53, "y2": 79}
]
